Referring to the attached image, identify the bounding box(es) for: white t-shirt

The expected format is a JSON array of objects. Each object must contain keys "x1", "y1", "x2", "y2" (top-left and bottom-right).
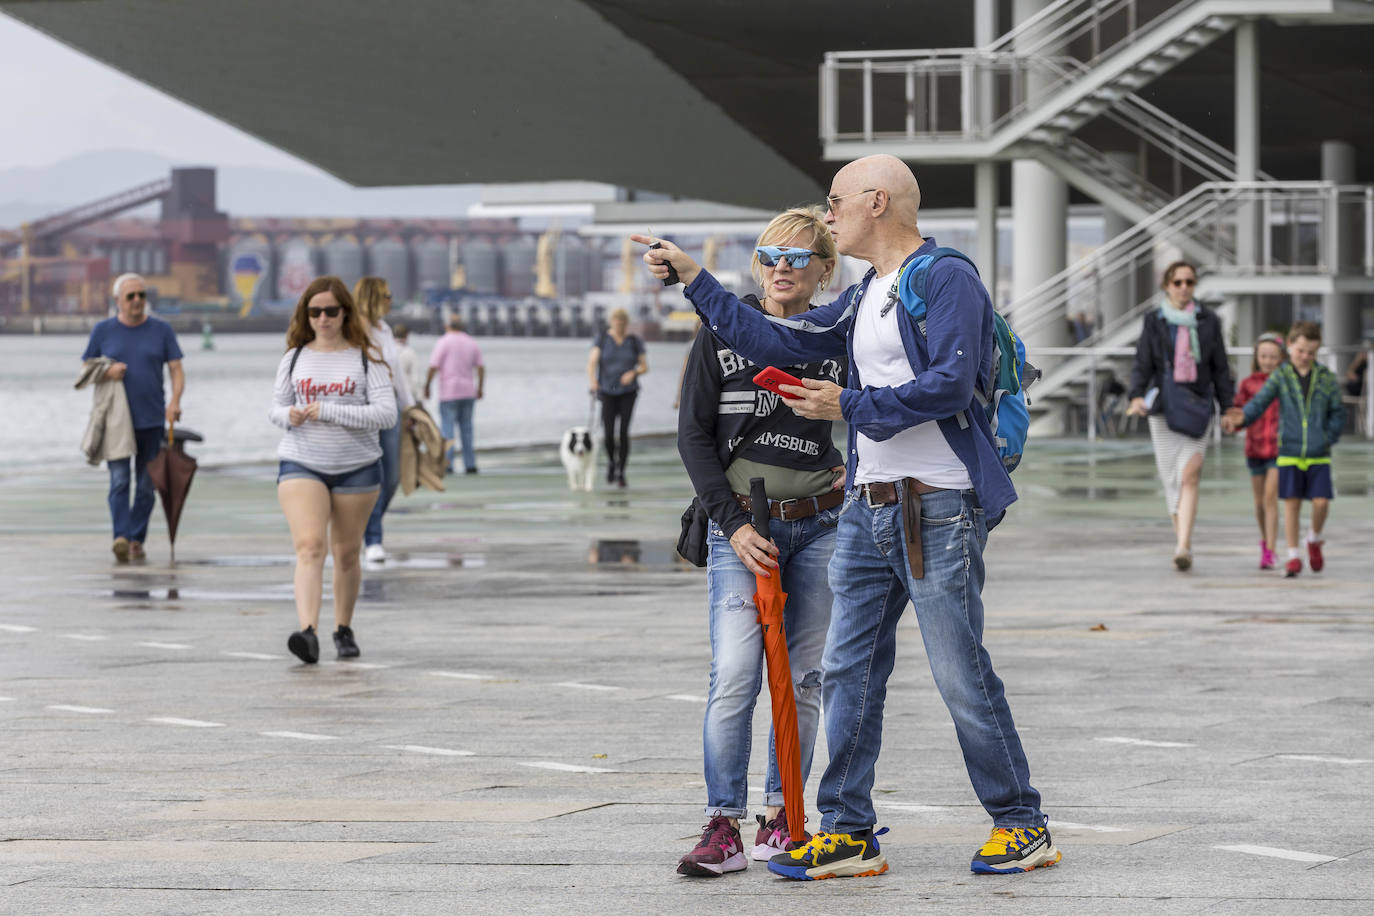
[{"x1": 851, "y1": 267, "x2": 973, "y2": 489}]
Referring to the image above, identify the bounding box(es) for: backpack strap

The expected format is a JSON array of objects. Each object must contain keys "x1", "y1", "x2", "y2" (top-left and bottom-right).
[
  {"x1": 290, "y1": 344, "x2": 369, "y2": 381},
  {"x1": 901, "y1": 249, "x2": 984, "y2": 431}
]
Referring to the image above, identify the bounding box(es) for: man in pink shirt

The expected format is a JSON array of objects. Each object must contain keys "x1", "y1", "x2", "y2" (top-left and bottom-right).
[{"x1": 424, "y1": 314, "x2": 486, "y2": 474}]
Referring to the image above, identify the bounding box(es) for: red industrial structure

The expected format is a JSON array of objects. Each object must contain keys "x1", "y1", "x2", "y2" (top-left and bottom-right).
[
  {"x1": 0, "y1": 167, "x2": 586, "y2": 319},
  {"x1": 1, "y1": 168, "x2": 228, "y2": 315}
]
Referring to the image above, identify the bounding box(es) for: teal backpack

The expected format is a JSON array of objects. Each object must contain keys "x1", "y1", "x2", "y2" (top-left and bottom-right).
[{"x1": 891, "y1": 248, "x2": 1039, "y2": 472}]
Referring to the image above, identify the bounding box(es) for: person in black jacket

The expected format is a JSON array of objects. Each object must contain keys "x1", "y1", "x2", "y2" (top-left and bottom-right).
[
  {"x1": 674, "y1": 207, "x2": 846, "y2": 878},
  {"x1": 1126, "y1": 260, "x2": 1235, "y2": 570}
]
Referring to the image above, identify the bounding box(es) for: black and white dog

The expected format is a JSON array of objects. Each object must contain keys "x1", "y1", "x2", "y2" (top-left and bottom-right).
[{"x1": 560, "y1": 426, "x2": 597, "y2": 492}]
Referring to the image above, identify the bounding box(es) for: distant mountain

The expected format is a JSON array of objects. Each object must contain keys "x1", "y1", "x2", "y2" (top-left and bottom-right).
[{"x1": 0, "y1": 149, "x2": 484, "y2": 226}]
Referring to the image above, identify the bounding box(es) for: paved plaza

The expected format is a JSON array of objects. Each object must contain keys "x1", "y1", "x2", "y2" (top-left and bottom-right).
[{"x1": 2, "y1": 437, "x2": 1372, "y2": 914}]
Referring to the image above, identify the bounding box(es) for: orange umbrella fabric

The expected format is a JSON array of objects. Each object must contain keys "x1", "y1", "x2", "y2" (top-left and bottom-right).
[
  {"x1": 749, "y1": 476, "x2": 807, "y2": 844},
  {"x1": 145, "y1": 425, "x2": 199, "y2": 563}
]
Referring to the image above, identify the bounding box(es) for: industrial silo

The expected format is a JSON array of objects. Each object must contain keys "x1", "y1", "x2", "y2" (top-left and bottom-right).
[
  {"x1": 557, "y1": 235, "x2": 589, "y2": 298},
  {"x1": 322, "y1": 235, "x2": 363, "y2": 289},
  {"x1": 462, "y1": 237, "x2": 501, "y2": 296},
  {"x1": 413, "y1": 236, "x2": 450, "y2": 292},
  {"x1": 275, "y1": 236, "x2": 320, "y2": 304},
  {"x1": 366, "y1": 237, "x2": 411, "y2": 303},
  {"x1": 500, "y1": 236, "x2": 537, "y2": 298},
  {"x1": 585, "y1": 242, "x2": 607, "y2": 293},
  {"x1": 225, "y1": 236, "x2": 275, "y2": 308}
]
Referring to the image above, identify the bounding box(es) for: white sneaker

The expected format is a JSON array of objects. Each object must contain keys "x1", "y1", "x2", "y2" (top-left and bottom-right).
[{"x1": 364, "y1": 544, "x2": 386, "y2": 563}]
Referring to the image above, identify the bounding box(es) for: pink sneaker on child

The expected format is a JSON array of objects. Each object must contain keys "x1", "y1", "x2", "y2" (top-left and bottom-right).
[
  {"x1": 1259, "y1": 541, "x2": 1275, "y2": 570},
  {"x1": 1307, "y1": 539, "x2": 1324, "y2": 573}
]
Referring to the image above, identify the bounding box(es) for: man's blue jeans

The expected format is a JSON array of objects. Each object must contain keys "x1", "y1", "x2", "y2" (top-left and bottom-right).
[
  {"x1": 701, "y1": 506, "x2": 837, "y2": 818},
  {"x1": 817, "y1": 487, "x2": 1044, "y2": 832},
  {"x1": 364, "y1": 410, "x2": 402, "y2": 547},
  {"x1": 439, "y1": 398, "x2": 476, "y2": 471},
  {"x1": 108, "y1": 425, "x2": 164, "y2": 543}
]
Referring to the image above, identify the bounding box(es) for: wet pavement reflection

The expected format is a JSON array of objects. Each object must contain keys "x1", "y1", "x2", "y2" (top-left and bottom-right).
[{"x1": 587, "y1": 540, "x2": 688, "y2": 566}]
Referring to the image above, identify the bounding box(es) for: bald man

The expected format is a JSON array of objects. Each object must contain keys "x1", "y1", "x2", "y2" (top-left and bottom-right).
[{"x1": 636, "y1": 155, "x2": 1058, "y2": 880}]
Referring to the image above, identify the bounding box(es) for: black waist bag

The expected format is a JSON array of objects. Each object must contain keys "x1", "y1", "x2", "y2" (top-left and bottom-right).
[{"x1": 676, "y1": 500, "x2": 711, "y2": 567}]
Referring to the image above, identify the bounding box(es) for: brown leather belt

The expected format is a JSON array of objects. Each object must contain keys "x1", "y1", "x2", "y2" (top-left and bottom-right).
[
  {"x1": 734, "y1": 488, "x2": 844, "y2": 522},
  {"x1": 857, "y1": 479, "x2": 948, "y2": 580},
  {"x1": 856, "y1": 479, "x2": 945, "y2": 506}
]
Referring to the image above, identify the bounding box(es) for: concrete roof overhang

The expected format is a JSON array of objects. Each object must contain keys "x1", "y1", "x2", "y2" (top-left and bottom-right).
[{"x1": 5, "y1": 1, "x2": 1372, "y2": 210}]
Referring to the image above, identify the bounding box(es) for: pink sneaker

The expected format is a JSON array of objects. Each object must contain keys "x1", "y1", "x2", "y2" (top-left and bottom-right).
[
  {"x1": 1259, "y1": 542, "x2": 1276, "y2": 570},
  {"x1": 1307, "y1": 539, "x2": 1324, "y2": 573},
  {"x1": 752, "y1": 812, "x2": 809, "y2": 861},
  {"x1": 678, "y1": 815, "x2": 747, "y2": 877}
]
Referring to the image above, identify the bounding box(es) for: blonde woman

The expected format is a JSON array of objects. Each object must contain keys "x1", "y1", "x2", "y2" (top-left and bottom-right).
[
  {"x1": 651, "y1": 209, "x2": 845, "y2": 876},
  {"x1": 587, "y1": 308, "x2": 648, "y2": 486},
  {"x1": 270, "y1": 277, "x2": 396, "y2": 663},
  {"x1": 354, "y1": 276, "x2": 415, "y2": 562}
]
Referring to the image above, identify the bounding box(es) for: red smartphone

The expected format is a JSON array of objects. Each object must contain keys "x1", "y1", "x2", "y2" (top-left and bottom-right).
[{"x1": 753, "y1": 366, "x2": 805, "y2": 399}]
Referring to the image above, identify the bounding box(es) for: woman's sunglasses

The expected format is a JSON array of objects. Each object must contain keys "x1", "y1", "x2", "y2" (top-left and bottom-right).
[
  {"x1": 756, "y1": 246, "x2": 818, "y2": 269},
  {"x1": 308, "y1": 305, "x2": 343, "y2": 318},
  {"x1": 1170, "y1": 278, "x2": 1197, "y2": 287}
]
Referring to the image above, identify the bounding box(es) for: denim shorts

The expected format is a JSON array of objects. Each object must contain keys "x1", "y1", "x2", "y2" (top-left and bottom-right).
[
  {"x1": 1246, "y1": 456, "x2": 1277, "y2": 477},
  {"x1": 277, "y1": 459, "x2": 381, "y2": 494}
]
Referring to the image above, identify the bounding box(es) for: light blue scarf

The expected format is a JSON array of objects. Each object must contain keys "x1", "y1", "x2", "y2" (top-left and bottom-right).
[{"x1": 1159, "y1": 298, "x2": 1203, "y2": 384}]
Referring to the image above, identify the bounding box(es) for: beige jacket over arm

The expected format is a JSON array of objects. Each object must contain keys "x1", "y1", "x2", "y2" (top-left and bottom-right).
[
  {"x1": 76, "y1": 357, "x2": 136, "y2": 465},
  {"x1": 399, "y1": 404, "x2": 450, "y2": 494}
]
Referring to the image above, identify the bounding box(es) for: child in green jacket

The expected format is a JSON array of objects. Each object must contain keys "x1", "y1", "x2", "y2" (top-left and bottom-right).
[{"x1": 1224, "y1": 321, "x2": 1345, "y2": 577}]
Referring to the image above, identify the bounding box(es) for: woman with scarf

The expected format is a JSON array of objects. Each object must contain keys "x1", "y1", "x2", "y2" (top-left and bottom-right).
[{"x1": 1126, "y1": 261, "x2": 1235, "y2": 571}]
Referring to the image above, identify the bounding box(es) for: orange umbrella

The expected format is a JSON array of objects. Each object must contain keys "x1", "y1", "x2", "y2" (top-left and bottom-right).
[
  {"x1": 749, "y1": 476, "x2": 807, "y2": 844},
  {"x1": 145, "y1": 425, "x2": 200, "y2": 564}
]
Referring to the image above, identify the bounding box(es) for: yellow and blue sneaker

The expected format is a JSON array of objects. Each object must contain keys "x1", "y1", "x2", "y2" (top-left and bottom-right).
[
  {"x1": 767, "y1": 828, "x2": 889, "y2": 880},
  {"x1": 970, "y1": 826, "x2": 1062, "y2": 874}
]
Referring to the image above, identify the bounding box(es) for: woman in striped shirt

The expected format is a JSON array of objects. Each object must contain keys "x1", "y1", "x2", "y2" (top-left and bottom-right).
[{"x1": 269, "y1": 276, "x2": 397, "y2": 664}]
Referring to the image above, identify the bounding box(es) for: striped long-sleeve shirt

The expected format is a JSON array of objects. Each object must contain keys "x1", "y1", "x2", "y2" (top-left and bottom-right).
[{"x1": 269, "y1": 346, "x2": 398, "y2": 474}]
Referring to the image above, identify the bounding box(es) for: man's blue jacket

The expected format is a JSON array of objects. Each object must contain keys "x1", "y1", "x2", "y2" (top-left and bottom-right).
[{"x1": 681, "y1": 237, "x2": 1017, "y2": 523}]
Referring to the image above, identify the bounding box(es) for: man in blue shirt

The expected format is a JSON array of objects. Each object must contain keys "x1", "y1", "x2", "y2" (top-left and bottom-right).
[
  {"x1": 81, "y1": 273, "x2": 185, "y2": 562},
  {"x1": 638, "y1": 155, "x2": 1058, "y2": 880}
]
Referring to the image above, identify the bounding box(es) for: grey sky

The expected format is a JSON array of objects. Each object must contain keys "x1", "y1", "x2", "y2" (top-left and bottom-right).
[{"x1": 0, "y1": 13, "x2": 323, "y2": 175}]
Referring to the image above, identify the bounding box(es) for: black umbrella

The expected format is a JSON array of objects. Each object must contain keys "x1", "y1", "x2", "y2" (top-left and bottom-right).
[{"x1": 146, "y1": 426, "x2": 201, "y2": 563}]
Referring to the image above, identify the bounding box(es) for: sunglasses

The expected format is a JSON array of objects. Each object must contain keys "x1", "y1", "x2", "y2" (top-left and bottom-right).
[
  {"x1": 1170, "y1": 278, "x2": 1197, "y2": 287},
  {"x1": 125, "y1": 291, "x2": 147, "y2": 301},
  {"x1": 825, "y1": 188, "x2": 878, "y2": 209},
  {"x1": 756, "y1": 246, "x2": 819, "y2": 269},
  {"x1": 308, "y1": 305, "x2": 343, "y2": 318}
]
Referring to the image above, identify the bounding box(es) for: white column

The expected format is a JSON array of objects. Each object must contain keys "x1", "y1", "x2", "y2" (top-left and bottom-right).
[
  {"x1": 974, "y1": 0, "x2": 999, "y2": 304},
  {"x1": 1233, "y1": 19, "x2": 1260, "y2": 349},
  {"x1": 1010, "y1": 0, "x2": 1069, "y2": 337},
  {"x1": 1099, "y1": 150, "x2": 1144, "y2": 330},
  {"x1": 975, "y1": 164, "x2": 999, "y2": 306},
  {"x1": 1322, "y1": 140, "x2": 1360, "y2": 370}
]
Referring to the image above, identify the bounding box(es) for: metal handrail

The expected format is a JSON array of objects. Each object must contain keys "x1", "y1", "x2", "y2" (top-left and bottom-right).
[
  {"x1": 1027, "y1": 345, "x2": 1374, "y2": 442},
  {"x1": 1006, "y1": 182, "x2": 1374, "y2": 341}
]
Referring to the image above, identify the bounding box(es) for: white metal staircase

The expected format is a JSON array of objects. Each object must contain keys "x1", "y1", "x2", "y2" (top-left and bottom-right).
[
  {"x1": 1013, "y1": 181, "x2": 1374, "y2": 417},
  {"x1": 819, "y1": 0, "x2": 1372, "y2": 226},
  {"x1": 821, "y1": 0, "x2": 1372, "y2": 159},
  {"x1": 819, "y1": 0, "x2": 1374, "y2": 428}
]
